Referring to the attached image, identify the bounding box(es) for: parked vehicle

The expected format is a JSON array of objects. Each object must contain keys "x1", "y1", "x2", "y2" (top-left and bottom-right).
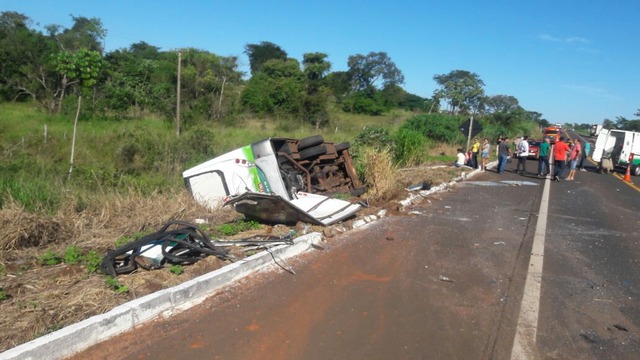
[
  {"x1": 182, "y1": 136, "x2": 365, "y2": 225},
  {"x1": 525, "y1": 139, "x2": 541, "y2": 159},
  {"x1": 592, "y1": 129, "x2": 640, "y2": 176},
  {"x1": 590, "y1": 124, "x2": 603, "y2": 137}
]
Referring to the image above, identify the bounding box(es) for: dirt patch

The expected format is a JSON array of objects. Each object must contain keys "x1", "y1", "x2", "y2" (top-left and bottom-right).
[{"x1": 0, "y1": 164, "x2": 466, "y2": 352}]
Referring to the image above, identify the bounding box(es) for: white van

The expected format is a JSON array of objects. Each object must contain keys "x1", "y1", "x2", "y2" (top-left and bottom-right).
[
  {"x1": 182, "y1": 136, "x2": 363, "y2": 226},
  {"x1": 592, "y1": 129, "x2": 640, "y2": 175}
]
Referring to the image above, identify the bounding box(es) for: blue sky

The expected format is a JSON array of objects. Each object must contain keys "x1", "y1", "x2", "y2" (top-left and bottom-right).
[{"x1": 3, "y1": 0, "x2": 640, "y2": 125}]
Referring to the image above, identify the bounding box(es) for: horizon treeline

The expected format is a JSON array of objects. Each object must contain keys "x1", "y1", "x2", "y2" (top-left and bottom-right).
[{"x1": 0, "y1": 11, "x2": 575, "y2": 133}]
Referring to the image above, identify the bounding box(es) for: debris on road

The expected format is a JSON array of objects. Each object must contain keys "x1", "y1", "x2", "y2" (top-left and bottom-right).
[{"x1": 438, "y1": 275, "x2": 455, "y2": 283}]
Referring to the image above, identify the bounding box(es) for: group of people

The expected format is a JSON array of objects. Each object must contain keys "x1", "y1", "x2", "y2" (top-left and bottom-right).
[
  {"x1": 549, "y1": 136, "x2": 591, "y2": 182},
  {"x1": 490, "y1": 135, "x2": 592, "y2": 181},
  {"x1": 452, "y1": 138, "x2": 491, "y2": 172}
]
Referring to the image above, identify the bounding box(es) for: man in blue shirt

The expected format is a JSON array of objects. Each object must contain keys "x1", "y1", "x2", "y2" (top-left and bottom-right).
[{"x1": 579, "y1": 141, "x2": 591, "y2": 171}]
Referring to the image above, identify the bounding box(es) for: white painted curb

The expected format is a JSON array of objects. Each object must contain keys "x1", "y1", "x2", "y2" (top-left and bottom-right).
[{"x1": 0, "y1": 232, "x2": 322, "y2": 360}]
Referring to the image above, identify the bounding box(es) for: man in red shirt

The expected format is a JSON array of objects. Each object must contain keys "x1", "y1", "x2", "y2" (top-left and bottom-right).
[{"x1": 553, "y1": 136, "x2": 571, "y2": 181}]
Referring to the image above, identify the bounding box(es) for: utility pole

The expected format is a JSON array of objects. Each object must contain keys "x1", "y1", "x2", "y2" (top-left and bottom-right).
[
  {"x1": 466, "y1": 115, "x2": 474, "y2": 151},
  {"x1": 176, "y1": 50, "x2": 181, "y2": 137}
]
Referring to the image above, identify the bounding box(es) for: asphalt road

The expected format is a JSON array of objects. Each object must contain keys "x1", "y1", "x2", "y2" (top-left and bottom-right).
[{"x1": 69, "y1": 157, "x2": 640, "y2": 360}]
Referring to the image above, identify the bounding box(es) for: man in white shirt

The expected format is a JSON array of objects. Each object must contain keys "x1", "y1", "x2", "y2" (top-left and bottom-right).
[{"x1": 515, "y1": 136, "x2": 529, "y2": 174}]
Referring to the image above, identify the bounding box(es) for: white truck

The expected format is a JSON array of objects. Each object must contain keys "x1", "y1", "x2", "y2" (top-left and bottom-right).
[
  {"x1": 589, "y1": 124, "x2": 603, "y2": 137},
  {"x1": 182, "y1": 136, "x2": 364, "y2": 226},
  {"x1": 592, "y1": 129, "x2": 640, "y2": 176}
]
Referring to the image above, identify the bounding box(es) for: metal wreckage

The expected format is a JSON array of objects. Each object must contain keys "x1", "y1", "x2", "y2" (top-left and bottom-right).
[{"x1": 101, "y1": 136, "x2": 366, "y2": 275}]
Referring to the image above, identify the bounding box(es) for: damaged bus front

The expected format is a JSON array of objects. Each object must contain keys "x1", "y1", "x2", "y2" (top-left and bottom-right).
[{"x1": 182, "y1": 136, "x2": 364, "y2": 226}]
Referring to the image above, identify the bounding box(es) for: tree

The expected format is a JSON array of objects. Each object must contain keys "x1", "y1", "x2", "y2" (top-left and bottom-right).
[
  {"x1": 58, "y1": 49, "x2": 103, "y2": 178},
  {"x1": 602, "y1": 118, "x2": 615, "y2": 129},
  {"x1": 241, "y1": 58, "x2": 305, "y2": 116},
  {"x1": 244, "y1": 41, "x2": 287, "y2": 75},
  {"x1": 301, "y1": 53, "x2": 331, "y2": 128},
  {"x1": 433, "y1": 70, "x2": 485, "y2": 115},
  {"x1": 325, "y1": 71, "x2": 351, "y2": 101},
  {"x1": 0, "y1": 12, "x2": 58, "y2": 107},
  {"x1": 347, "y1": 51, "x2": 404, "y2": 94},
  {"x1": 484, "y1": 95, "x2": 519, "y2": 114},
  {"x1": 46, "y1": 15, "x2": 106, "y2": 53}
]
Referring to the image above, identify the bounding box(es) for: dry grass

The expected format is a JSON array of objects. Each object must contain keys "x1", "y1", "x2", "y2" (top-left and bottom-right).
[
  {"x1": 361, "y1": 147, "x2": 401, "y2": 202},
  {"x1": 0, "y1": 153, "x2": 469, "y2": 352},
  {"x1": 0, "y1": 191, "x2": 241, "y2": 351}
]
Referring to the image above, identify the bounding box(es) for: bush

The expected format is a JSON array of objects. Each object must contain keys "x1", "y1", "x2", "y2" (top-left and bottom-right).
[
  {"x1": 401, "y1": 113, "x2": 466, "y2": 144},
  {"x1": 393, "y1": 128, "x2": 426, "y2": 166}
]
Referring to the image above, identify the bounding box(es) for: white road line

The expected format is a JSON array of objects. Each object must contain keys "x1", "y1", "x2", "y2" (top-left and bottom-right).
[{"x1": 510, "y1": 168, "x2": 551, "y2": 359}]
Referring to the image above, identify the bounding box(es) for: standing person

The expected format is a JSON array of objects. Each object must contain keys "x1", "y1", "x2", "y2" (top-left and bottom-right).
[
  {"x1": 579, "y1": 140, "x2": 591, "y2": 171},
  {"x1": 497, "y1": 137, "x2": 510, "y2": 174},
  {"x1": 471, "y1": 137, "x2": 480, "y2": 169},
  {"x1": 566, "y1": 138, "x2": 582, "y2": 181},
  {"x1": 481, "y1": 138, "x2": 490, "y2": 172},
  {"x1": 552, "y1": 136, "x2": 571, "y2": 182},
  {"x1": 515, "y1": 135, "x2": 529, "y2": 174},
  {"x1": 538, "y1": 137, "x2": 551, "y2": 177}
]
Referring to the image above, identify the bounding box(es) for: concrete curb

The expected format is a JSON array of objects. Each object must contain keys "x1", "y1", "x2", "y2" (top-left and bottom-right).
[
  {"x1": 399, "y1": 161, "x2": 498, "y2": 209},
  {"x1": 0, "y1": 232, "x2": 322, "y2": 360}
]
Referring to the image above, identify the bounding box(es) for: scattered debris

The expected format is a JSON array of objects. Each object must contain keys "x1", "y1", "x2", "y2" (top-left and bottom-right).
[
  {"x1": 612, "y1": 324, "x2": 629, "y2": 332},
  {"x1": 579, "y1": 331, "x2": 598, "y2": 344},
  {"x1": 406, "y1": 180, "x2": 432, "y2": 191},
  {"x1": 100, "y1": 220, "x2": 297, "y2": 276},
  {"x1": 438, "y1": 275, "x2": 455, "y2": 283},
  {"x1": 493, "y1": 241, "x2": 506, "y2": 245}
]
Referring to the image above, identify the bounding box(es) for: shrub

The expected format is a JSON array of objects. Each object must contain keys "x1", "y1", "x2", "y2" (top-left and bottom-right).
[
  {"x1": 82, "y1": 250, "x2": 102, "y2": 273},
  {"x1": 393, "y1": 128, "x2": 426, "y2": 166},
  {"x1": 105, "y1": 277, "x2": 129, "y2": 294},
  {"x1": 401, "y1": 113, "x2": 466, "y2": 143},
  {"x1": 63, "y1": 246, "x2": 83, "y2": 265},
  {"x1": 169, "y1": 265, "x2": 184, "y2": 275},
  {"x1": 39, "y1": 250, "x2": 63, "y2": 266}
]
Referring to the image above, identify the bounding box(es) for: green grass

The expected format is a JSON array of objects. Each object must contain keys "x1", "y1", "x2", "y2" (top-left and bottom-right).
[
  {"x1": 105, "y1": 277, "x2": 129, "y2": 294},
  {"x1": 215, "y1": 219, "x2": 262, "y2": 237}
]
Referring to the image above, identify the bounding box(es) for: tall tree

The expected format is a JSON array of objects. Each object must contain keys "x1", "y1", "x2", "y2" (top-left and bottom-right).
[
  {"x1": 484, "y1": 95, "x2": 520, "y2": 114},
  {"x1": 46, "y1": 15, "x2": 106, "y2": 53},
  {"x1": 242, "y1": 58, "x2": 304, "y2": 116},
  {"x1": 347, "y1": 51, "x2": 404, "y2": 94},
  {"x1": 301, "y1": 53, "x2": 331, "y2": 128},
  {"x1": 433, "y1": 70, "x2": 485, "y2": 115},
  {"x1": 244, "y1": 41, "x2": 287, "y2": 75}
]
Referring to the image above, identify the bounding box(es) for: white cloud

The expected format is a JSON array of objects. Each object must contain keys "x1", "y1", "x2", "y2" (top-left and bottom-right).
[
  {"x1": 537, "y1": 33, "x2": 591, "y2": 44},
  {"x1": 563, "y1": 84, "x2": 615, "y2": 98}
]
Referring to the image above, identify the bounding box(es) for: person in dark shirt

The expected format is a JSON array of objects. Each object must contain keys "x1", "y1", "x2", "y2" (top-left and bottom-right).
[{"x1": 497, "y1": 138, "x2": 511, "y2": 174}]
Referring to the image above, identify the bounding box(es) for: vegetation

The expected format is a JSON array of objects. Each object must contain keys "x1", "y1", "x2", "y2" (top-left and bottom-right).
[
  {"x1": 104, "y1": 277, "x2": 129, "y2": 294},
  {"x1": 169, "y1": 265, "x2": 184, "y2": 276},
  {"x1": 214, "y1": 219, "x2": 263, "y2": 237}
]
